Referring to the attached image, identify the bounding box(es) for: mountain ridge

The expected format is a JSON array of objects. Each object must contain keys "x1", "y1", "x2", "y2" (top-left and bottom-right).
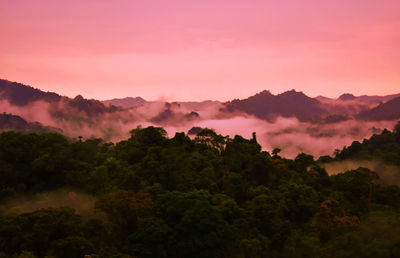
[{"x1": 1, "y1": 79, "x2": 400, "y2": 123}]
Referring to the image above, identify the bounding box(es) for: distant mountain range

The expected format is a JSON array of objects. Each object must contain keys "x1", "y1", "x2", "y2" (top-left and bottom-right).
[
  {"x1": 1, "y1": 78, "x2": 400, "y2": 135},
  {"x1": 335, "y1": 93, "x2": 400, "y2": 104},
  {"x1": 224, "y1": 90, "x2": 325, "y2": 122},
  {"x1": 356, "y1": 97, "x2": 400, "y2": 121},
  {"x1": 0, "y1": 79, "x2": 119, "y2": 116},
  {"x1": 0, "y1": 80, "x2": 119, "y2": 118},
  {"x1": 226, "y1": 90, "x2": 400, "y2": 122}
]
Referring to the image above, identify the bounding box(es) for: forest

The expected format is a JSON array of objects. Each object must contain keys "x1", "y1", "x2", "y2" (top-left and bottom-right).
[{"x1": 0, "y1": 122, "x2": 399, "y2": 258}]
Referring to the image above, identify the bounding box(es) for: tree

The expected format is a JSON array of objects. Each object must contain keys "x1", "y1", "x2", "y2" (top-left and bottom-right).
[
  {"x1": 194, "y1": 128, "x2": 227, "y2": 152},
  {"x1": 394, "y1": 121, "x2": 400, "y2": 135},
  {"x1": 154, "y1": 191, "x2": 239, "y2": 258},
  {"x1": 272, "y1": 148, "x2": 281, "y2": 158},
  {"x1": 95, "y1": 190, "x2": 154, "y2": 238},
  {"x1": 0, "y1": 208, "x2": 93, "y2": 258},
  {"x1": 129, "y1": 126, "x2": 167, "y2": 146},
  {"x1": 331, "y1": 168, "x2": 379, "y2": 213},
  {"x1": 312, "y1": 200, "x2": 359, "y2": 242},
  {"x1": 127, "y1": 217, "x2": 171, "y2": 258},
  {"x1": 294, "y1": 153, "x2": 315, "y2": 171}
]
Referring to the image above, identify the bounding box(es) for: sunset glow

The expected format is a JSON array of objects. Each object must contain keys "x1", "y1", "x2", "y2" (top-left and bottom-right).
[{"x1": 1, "y1": 0, "x2": 399, "y2": 100}]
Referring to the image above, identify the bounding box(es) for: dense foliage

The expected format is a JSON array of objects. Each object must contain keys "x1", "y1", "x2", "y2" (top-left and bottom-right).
[
  {"x1": 332, "y1": 122, "x2": 400, "y2": 165},
  {"x1": 0, "y1": 124, "x2": 400, "y2": 258}
]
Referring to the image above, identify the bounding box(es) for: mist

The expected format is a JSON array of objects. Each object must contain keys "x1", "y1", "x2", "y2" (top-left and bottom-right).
[
  {"x1": 322, "y1": 160, "x2": 400, "y2": 186},
  {"x1": 171, "y1": 116, "x2": 397, "y2": 158},
  {"x1": 0, "y1": 190, "x2": 96, "y2": 217},
  {"x1": 1, "y1": 99, "x2": 397, "y2": 158}
]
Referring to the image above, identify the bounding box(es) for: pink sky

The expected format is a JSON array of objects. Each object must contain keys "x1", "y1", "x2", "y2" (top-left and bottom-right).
[{"x1": 1, "y1": 0, "x2": 399, "y2": 101}]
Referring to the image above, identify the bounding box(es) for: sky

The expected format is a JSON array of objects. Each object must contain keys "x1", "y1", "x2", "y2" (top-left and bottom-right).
[{"x1": 0, "y1": 0, "x2": 399, "y2": 101}]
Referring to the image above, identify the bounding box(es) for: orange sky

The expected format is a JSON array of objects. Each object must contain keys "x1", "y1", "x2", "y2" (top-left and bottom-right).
[{"x1": 1, "y1": 0, "x2": 399, "y2": 101}]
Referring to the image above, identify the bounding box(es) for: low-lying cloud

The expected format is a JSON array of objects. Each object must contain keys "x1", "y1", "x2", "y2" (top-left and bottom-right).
[
  {"x1": 322, "y1": 160, "x2": 400, "y2": 185},
  {"x1": 1, "y1": 99, "x2": 398, "y2": 158},
  {"x1": 0, "y1": 190, "x2": 96, "y2": 216}
]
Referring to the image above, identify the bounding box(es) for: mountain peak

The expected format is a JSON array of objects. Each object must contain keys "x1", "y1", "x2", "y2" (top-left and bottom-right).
[
  {"x1": 0, "y1": 79, "x2": 61, "y2": 105},
  {"x1": 225, "y1": 88, "x2": 324, "y2": 122},
  {"x1": 338, "y1": 93, "x2": 356, "y2": 101},
  {"x1": 256, "y1": 90, "x2": 273, "y2": 96},
  {"x1": 74, "y1": 95, "x2": 85, "y2": 100},
  {"x1": 278, "y1": 89, "x2": 307, "y2": 97}
]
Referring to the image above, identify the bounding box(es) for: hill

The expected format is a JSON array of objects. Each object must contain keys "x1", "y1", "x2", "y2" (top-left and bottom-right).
[
  {"x1": 0, "y1": 79, "x2": 119, "y2": 117},
  {"x1": 0, "y1": 113, "x2": 62, "y2": 133},
  {"x1": 225, "y1": 90, "x2": 326, "y2": 122},
  {"x1": 0, "y1": 79, "x2": 61, "y2": 105},
  {"x1": 356, "y1": 97, "x2": 400, "y2": 121},
  {"x1": 339, "y1": 93, "x2": 400, "y2": 105}
]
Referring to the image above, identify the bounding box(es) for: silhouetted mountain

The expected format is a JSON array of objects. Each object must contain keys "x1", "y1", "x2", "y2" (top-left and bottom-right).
[
  {"x1": 2, "y1": 79, "x2": 400, "y2": 126},
  {"x1": 316, "y1": 93, "x2": 400, "y2": 119},
  {"x1": 0, "y1": 113, "x2": 62, "y2": 133},
  {"x1": 356, "y1": 97, "x2": 400, "y2": 121},
  {"x1": 103, "y1": 97, "x2": 147, "y2": 108},
  {"x1": 0, "y1": 113, "x2": 28, "y2": 130},
  {"x1": 315, "y1": 96, "x2": 333, "y2": 102},
  {"x1": 67, "y1": 95, "x2": 118, "y2": 116},
  {"x1": 184, "y1": 111, "x2": 200, "y2": 120},
  {"x1": 0, "y1": 79, "x2": 118, "y2": 117},
  {"x1": 151, "y1": 108, "x2": 175, "y2": 123},
  {"x1": 338, "y1": 93, "x2": 357, "y2": 101},
  {"x1": 0, "y1": 79, "x2": 61, "y2": 105},
  {"x1": 150, "y1": 102, "x2": 201, "y2": 124},
  {"x1": 333, "y1": 92, "x2": 400, "y2": 105},
  {"x1": 354, "y1": 93, "x2": 400, "y2": 105},
  {"x1": 318, "y1": 93, "x2": 400, "y2": 105},
  {"x1": 225, "y1": 90, "x2": 326, "y2": 122}
]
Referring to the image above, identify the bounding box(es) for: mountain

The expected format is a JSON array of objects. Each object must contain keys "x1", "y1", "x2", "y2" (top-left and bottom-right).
[
  {"x1": 2, "y1": 78, "x2": 400, "y2": 127},
  {"x1": 317, "y1": 93, "x2": 400, "y2": 106},
  {"x1": 102, "y1": 97, "x2": 147, "y2": 108},
  {"x1": 319, "y1": 92, "x2": 400, "y2": 105},
  {"x1": 316, "y1": 93, "x2": 400, "y2": 120},
  {"x1": 0, "y1": 79, "x2": 118, "y2": 116},
  {"x1": 338, "y1": 93, "x2": 357, "y2": 101},
  {"x1": 0, "y1": 79, "x2": 61, "y2": 105},
  {"x1": 356, "y1": 96, "x2": 400, "y2": 121},
  {"x1": 0, "y1": 113, "x2": 62, "y2": 133},
  {"x1": 339, "y1": 93, "x2": 400, "y2": 105},
  {"x1": 225, "y1": 90, "x2": 326, "y2": 122},
  {"x1": 357, "y1": 94, "x2": 400, "y2": 105},
  {"x1": 149, "y1": 102, "x2": 201, "y2": 124},
  {"x1": 66, "y1": 95, "x2": 119, "y2": 116},
  {"x1": 225, "y1": 90, "x2": 400, "y2": 122},
  {"x1": 315, "y1": 95, "x2": 333, "y2": 102}
]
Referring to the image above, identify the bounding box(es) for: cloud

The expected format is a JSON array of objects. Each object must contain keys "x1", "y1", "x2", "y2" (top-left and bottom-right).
[{"x1": 1, "y1": 99, "x2": 398, "y2": 158}]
